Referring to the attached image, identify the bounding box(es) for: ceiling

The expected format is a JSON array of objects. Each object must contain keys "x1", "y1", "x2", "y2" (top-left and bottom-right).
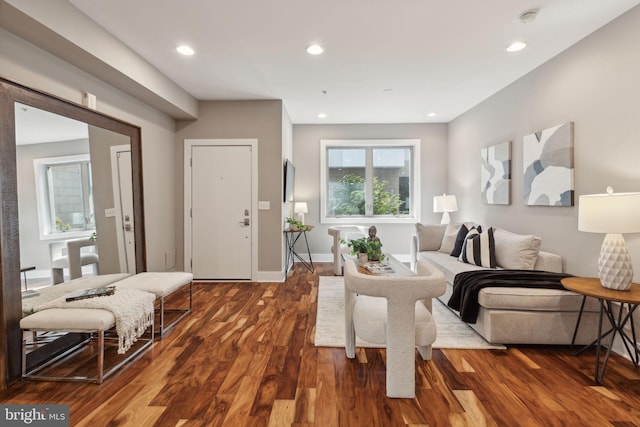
[
  {"x1": 15, "y1": 102, "x2": 88, "y2": 145},
  {"x1": 67, "y1": 0, "x2": 639, "y2": 124}
]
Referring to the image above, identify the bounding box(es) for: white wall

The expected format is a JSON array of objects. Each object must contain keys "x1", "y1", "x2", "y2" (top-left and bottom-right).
[
  {"x1": 448, "y1": 6, "x2": 640, "y2": 278},
  {"x1": 292, "y1": 123, "x2": 448, "y2": 260},
  {"x1": 1, "y1": 28, "x2": 178, "y2": 272}
]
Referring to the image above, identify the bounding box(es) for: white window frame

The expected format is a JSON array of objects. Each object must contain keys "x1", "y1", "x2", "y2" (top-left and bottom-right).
[
  {"x1": 320, "y1": 139, "x2": 421, "y2": 224},
  {"x1": 33, "y1": 154, "x2": 95, "y2": 240}
]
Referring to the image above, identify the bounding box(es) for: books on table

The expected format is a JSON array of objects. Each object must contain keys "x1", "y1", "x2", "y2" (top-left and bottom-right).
[{"x1": 363, "y1": 262, "x2": 394, "y2": 274}]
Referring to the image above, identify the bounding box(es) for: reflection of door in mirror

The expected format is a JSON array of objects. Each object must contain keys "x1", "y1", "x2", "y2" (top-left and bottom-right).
[
  {"x1": 15, "y1": 104, "x2": 135, "y2": 285},
  {"x1": 88, "y1": 126, "x2": 134, "y2": 275}
]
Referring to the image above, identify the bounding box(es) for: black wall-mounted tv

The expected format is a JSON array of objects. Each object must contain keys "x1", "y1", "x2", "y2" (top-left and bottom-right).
[{"x1": 283, "y1": 159, "x2": 295, "y2": 202}]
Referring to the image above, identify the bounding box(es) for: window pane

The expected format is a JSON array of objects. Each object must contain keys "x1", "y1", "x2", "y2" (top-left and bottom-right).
[
  {"x1": 372, "y1": 148, "x2": 411, "y2": 215},
  {"x1": 48, "y1": 162, "x2": 95, "y2": 231},
  {"x1": 327, "y1": 148, "x2": 366, "y2": 216}
]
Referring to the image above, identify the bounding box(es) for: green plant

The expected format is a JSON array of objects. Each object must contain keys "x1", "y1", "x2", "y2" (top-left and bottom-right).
[
  {"x1": 286, "y1": 217, "x2": 311, "y2": 231},
  {"x1": 340, "y1": 237, "x2": 384, "y2": 261},
  {"x1": 55, "y1": 217, "x2": 71, "y2": 232},
  {"x1": 330, "y1": 174, "x2": 403, "y2": 216}
]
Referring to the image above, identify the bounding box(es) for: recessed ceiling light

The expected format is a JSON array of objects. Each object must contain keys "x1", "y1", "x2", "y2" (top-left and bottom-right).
[
  {"x1": 506, "y1": 41, "x2": 527, "y2": 52},
  {"x1": 427, "y1": 112, "x2": 437, "y2": 117},
  {"x1": 518, "y1": 8, "x2": 539, "y2": 24},
  {"x1": 318, "y1": 113, "x2": 327, "y2": 119},
  {"x1": 176, "y1": 45, "x2": 195, "y2": 56},
  {"x1": 306, "y1": 44, "x2": 324, "y2": 55}
]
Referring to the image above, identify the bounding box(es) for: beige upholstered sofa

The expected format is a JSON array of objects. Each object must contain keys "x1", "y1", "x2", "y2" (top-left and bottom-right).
[{"x1": 410, "y1": 223, "x2": 601, "y2": 345}]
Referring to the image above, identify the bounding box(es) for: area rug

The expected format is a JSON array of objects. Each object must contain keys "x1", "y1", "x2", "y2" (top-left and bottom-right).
[{"x1": 314, "y1": 276, "x2": 506, "y2": 350}]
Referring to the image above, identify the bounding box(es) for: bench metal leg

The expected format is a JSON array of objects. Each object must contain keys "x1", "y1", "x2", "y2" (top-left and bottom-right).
[
  {"x1": 156, "y1": 281, "x2": 193, "y2": 337},
  {"x1": 22, "y1": 326, "x2": 154, "y2": 384}
]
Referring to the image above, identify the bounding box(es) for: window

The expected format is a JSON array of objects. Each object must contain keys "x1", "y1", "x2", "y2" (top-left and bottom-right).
[
  {"x1": 34, "y1": 154, "x2": 95, "y2": 239},
  {"x1": 320, "y1": 139, "x2": 420, "y2": 224}
]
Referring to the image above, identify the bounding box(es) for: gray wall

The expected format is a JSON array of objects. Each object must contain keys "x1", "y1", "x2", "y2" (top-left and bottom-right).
[
  {"x1": 176, "y1": 100, "x2": 287, "y2": 275},
  {"x1": 292, "y1": 123, "x2": 449, "y2": 259},
  {"x1": 448, "y1": 6, "x2": 640, "y2": 278}
]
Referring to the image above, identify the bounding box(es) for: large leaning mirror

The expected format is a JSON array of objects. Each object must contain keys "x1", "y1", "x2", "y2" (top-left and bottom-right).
[
  {"x1": 0, "y1": 78, "x2": 146, "y2": 387},
  {"x1": 16, "y1": 103, "x2": 136, "y2": 282}
]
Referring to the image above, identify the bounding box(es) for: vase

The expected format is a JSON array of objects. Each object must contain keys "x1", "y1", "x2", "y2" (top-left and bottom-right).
[{"x1": 358, "y1": 253, "x2": 368, "y2": 264}]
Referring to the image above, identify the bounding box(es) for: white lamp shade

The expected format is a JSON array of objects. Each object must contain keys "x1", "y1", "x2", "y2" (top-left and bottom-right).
[
  {"x1": 433, "y1": 194, "x2": 458, "y2": 213},
  {"x1": 578, "y1": 192, "x2": 640, "y2": 234},
  {"x1": 294, "y1": 202, "x2": 308, "y2": 214}
]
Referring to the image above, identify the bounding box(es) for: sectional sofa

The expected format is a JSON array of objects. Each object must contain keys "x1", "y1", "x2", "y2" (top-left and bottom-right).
[{"x1": 410, "y1": 222, "x2": 600, "y2": 345}]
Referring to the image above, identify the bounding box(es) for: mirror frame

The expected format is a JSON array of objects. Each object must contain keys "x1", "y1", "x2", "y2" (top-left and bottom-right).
[{"x1": 0, "y1": 77, "x2": 146, "y2": 387}]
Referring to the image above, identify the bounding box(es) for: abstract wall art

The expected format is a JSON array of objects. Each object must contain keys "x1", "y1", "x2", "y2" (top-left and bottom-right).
[
  {"x1": 523, "y1": 122, "x2": 574, "y2": 206},
  {"x1": 480, "y1": 141, "x2": 511, "y2": 205}
]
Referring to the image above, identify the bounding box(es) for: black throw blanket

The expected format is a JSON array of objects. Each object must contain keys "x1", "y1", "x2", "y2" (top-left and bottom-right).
[{"x1": 447, "y1": 270, "x2": 573, "y2": 323}]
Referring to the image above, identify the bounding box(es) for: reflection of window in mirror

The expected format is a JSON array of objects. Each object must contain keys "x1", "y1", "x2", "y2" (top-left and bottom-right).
[{"x1": 33, "y1": 154, "x2": 96, "y2": 239}]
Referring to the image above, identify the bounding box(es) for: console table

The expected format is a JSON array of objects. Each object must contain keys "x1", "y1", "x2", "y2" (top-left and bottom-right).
[
  {"x1": 561, "y1": 277, "x2": 640, "y2": 384},
  {"x1": 284, "y1": 229, "x2": 314, "y2": 273}
]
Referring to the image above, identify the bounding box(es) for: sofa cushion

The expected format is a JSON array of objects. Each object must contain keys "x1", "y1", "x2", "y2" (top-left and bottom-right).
[
  {"x1": 477, "y1": 287, "x2": 600, "y2": 312},
  {"x1": 417, "y1": 251, "x2": 486, "y2": 284},
  {"x1": 416, "y1": 223, "x2": 446, "y2": 251},
  {"x1": 459, "y1": 227, "x2": 496, "y2": 268},
  {"x1": 493, "y1": 228, "x2": 541, "y2": 270},
  {"x1": 450, "y1": 224, "x2": 484, "y2": 257},
  {"x1": 439, "y1": 222, "x2": 463, "y2": 253}
]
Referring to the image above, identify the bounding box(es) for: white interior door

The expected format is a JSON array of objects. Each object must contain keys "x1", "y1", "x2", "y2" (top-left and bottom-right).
[
  {"x1": 110, "y1": 145, "x2": 136, "y2": 273},
  {"x1": 190, "y1": 145, "x2": 252, "y2": 279}
]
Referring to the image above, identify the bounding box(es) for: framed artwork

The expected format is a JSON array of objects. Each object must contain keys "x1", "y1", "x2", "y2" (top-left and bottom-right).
[
  {"x1": 481, "y1": 141, "x2": 511, "y2": 205},
  {"x1": 523, "y1": 122, "x2": 574, "y2": 206}
]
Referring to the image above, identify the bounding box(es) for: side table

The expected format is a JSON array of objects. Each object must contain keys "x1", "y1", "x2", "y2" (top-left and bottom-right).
[
  {"x1": 283, "y1": 229, "x2": 314, "y2": 273},
  {"x1": 561, "y1": 277, "x2": 640, "y2": 384}
]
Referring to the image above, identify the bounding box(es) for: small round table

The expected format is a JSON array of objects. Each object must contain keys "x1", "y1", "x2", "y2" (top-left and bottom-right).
[{"x1": 561, "y1": 277, "x2": 640, "y2": 384}]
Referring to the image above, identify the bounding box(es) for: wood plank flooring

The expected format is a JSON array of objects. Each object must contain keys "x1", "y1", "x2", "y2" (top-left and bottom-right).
[{"x1": 2, "y1": 263, "x2": 640, "y2": 426}]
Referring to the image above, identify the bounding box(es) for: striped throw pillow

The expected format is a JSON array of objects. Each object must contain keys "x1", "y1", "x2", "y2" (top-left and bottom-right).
[{"x1": 459, "y1": 227, "x2": 497, "y2": 268}]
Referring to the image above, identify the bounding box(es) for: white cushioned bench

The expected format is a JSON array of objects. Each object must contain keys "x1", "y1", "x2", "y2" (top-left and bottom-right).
[
  {"x1": 22, "y1": 273, "x2": 130, "y2": 318},
  {"x1": 115, "y1": 272, "x2": 194, "y2": 336},
  {"x1": 20, "y1": 307, "x2": 154, "y2": 383}
]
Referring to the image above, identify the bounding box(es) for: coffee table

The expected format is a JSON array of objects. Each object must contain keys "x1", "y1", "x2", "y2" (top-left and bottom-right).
[{"x1": 342, "y1": 252, "x2": 414, "y2": 277}]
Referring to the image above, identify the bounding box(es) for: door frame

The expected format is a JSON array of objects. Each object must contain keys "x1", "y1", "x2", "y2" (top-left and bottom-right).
[
  {"x1": 184, "y1": 139, "x2": 258, "y2": 280},
  {"x1": 110, "y1": 144, "x2": 134, "y2": 273}
]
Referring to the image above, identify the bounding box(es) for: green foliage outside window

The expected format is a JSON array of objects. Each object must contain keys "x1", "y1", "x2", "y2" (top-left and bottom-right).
[{"x1": 330, "y1": 174, "x2": 402, "y2": 216}]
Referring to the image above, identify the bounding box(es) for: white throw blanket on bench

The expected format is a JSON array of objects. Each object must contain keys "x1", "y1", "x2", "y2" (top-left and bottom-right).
[{"x1": 35, "y1": 288, "x2": 156, "y2": 354}]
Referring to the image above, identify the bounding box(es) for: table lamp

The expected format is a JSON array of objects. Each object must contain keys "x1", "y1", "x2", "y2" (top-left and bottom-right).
[
  {"x1": 578, "y1": 187, "x2": 640, "y2": 290},
  {"x1": 294, "y1": 202, "x2": 308, "y2": 224},
  {"x1": 433, "y1": 194, "x2": 458, "y2": 224}
]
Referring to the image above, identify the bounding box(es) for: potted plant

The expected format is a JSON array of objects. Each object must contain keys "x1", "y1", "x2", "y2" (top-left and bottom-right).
[
  {"x1": 285, "y1": 217, "x2": 312, "y2": 232},
  {"x1": 341, "y1": 237, "x2": 384, "y2": 263}
]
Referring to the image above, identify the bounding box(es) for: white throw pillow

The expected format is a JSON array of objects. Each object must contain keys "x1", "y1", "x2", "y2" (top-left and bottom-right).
[
  {"x1": 492, "y1": 228, "x2": 541, "y2": 270},
  {"x1": 458, "y1": 227, "x2": 497, "y2": 268}
]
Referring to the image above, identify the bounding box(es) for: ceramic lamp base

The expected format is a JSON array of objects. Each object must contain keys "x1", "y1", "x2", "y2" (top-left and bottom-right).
[
  {"x1": 598, "y1": 233, "x2": 634, "y2": 291},
  {"x1": 440, "y1": 212, "x2": 451, "y2": 224}
]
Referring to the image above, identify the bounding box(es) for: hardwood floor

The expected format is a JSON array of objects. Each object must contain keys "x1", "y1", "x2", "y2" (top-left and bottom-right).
[{"x1": 2, "y1": 263, "x2": 640, "y2": 426}]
